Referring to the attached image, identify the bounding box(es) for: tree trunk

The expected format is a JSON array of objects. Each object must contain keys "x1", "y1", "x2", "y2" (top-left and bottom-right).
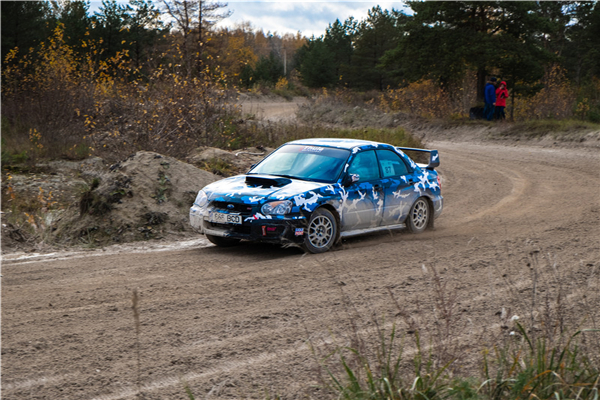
[
  {"x1": 197, "y1": 0, "x2": 203, "y2": 74},
  {"x1": 477, "y1": 67, "x2": 487, "y2": 104},
  {"x1": 510, "y1": 88, "x2": 515, "y2": 121}
]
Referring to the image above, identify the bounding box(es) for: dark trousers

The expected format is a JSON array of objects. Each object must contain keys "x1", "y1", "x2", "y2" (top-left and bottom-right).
[
  {"x1": 484, "y1": 103, "x2": 495, "y2": 121},
  {"x1": 495, "y1": 106, "x2": 506, "y2": 120}
]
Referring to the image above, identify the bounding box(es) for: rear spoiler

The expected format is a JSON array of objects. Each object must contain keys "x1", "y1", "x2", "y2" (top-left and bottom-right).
[{"x1": 396, "y1": 147, "x2": 440, "y2": 170}]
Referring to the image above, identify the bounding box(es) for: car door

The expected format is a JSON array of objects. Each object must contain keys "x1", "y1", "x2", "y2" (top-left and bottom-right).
[
  {"x1": 339, "y1": 150, "x2": 384, "y2": 231},
  {"x1": 375, "y1": 149, "x2": 418, "y2": 226}
]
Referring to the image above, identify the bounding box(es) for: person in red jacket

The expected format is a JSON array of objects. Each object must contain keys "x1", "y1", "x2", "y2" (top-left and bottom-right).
[{"x1": 495, "y1": 81, "x2": 509, "y2": 120}]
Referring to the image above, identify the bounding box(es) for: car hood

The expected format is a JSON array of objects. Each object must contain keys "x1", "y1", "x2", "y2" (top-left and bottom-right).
[{"x1": 202, "y1": 174, "x2": 332, "y2": 205}]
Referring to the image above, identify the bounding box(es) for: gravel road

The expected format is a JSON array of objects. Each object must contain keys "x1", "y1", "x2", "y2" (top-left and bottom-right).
[{"x1": 2, "y1": 139, "x2": 599, "y2": 399}]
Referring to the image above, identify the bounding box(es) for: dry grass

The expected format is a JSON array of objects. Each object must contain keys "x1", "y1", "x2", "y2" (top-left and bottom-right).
[{"x1": 305, "y1": 246, "x2": 600, "y2": 400}]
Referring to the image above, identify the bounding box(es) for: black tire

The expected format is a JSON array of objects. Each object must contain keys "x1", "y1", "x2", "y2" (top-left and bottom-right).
[
  {"x1": 407, "y1": 197, "x2": 430, "y2": 234},
  {"x1": 206, "y1": 234, "x2": 241, "y2": 247},
  {"x1": 303, "y1": 208, "x2": 339, "y2": 254}
]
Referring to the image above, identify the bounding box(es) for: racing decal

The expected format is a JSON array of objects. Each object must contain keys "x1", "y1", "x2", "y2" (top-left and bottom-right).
[
  {"x1": 389, "y1": 202, "x2": 411, "y2": 223},
  {"x1": 302, "y1": 146, "x2": 324, "y2": 152},
  {"x1": 375, "y1": 198, "x2": 384, "y2": 218},
  {"x1": 293, "y1": 191, "x2": 323, "y2": 211},
  {"x1": 295, "y1": 228, "x2": 304, "y2": 236},
  {"x1": 325, "y1": 185, "x2": 337, "y2": 194},
  {"x1": 372, "y1": 187, "x2": 379, "y2": 200},
  {"x1": 393, "y1": 189, "x2": 410, "y2": 199},
  {"x1": 245, "y1": 213, "x2": 272, "y2": 222}
]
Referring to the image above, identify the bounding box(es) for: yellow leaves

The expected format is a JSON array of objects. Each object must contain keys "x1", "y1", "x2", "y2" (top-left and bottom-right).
[
  {"x1": 513, "y1": 65, "x2": 576, "y2": 121},
  {"x1": 24, "y1": 212, "x2": 36, "y2": 227},
  {"x1": 84, "y1": 115, "x2": 97, "y2": 129},
  {"x1": 379, "y1": 80, "x2": 450, "y2": 119},
  {"x1": 275, "y1": 77, "x2": 289, "y2": 91},
  {"x1": 575, "y1": 98, "x2": 590, "y2": 120},
  {"x1": 4, "y1": 21, "x2": 246, "y2": 159},
  {"x1": 4, "y1": 173, "x2": 16, "y2": 202},
  {"x1": 29, "y1": 128, "x2": 44, "y2": 150}
]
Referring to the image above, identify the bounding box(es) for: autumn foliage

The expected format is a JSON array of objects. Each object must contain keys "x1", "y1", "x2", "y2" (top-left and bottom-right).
[
  {"x1": 2, "y1": 24, "x2": 240, "y2": 164},
  {"x1": 1, "y1": 1, "x2": 599, "y2": 169}
]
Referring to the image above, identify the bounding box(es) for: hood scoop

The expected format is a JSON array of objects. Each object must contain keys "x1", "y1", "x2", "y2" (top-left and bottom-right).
[{"x1": 245, "y1": 175, "x2": 292, "y2": 188}]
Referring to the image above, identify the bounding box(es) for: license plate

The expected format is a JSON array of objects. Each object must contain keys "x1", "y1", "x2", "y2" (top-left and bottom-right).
[{"x1": 208, "y1": 212, "x2": 242, "y2": 225}]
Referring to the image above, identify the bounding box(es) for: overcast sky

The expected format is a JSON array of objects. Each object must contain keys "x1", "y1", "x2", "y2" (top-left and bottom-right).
[
  {"x1": 88, "y1": 1, "x2": 410, "y2": 38},
  {"x1": 215, "y1": 1, "x2": 410, "y2": 37}
]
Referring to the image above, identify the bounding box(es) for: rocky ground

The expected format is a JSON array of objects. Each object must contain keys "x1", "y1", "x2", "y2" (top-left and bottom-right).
[{"x1": 2, "y1": 98, "x2": 599, "y2": 399}]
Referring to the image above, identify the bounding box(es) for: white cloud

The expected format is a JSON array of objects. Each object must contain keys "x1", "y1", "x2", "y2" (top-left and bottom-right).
[
  {"x1": 89, "y1": 1, "x2": 410, "y2": 38},
  {"x1": 217, "y1": 1, "x2": 409, "y2": 37}
]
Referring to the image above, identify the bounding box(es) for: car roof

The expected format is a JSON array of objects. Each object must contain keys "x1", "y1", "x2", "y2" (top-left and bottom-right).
[{"x1": 286, "y1": 138, "x2": 390, "y2": 151}]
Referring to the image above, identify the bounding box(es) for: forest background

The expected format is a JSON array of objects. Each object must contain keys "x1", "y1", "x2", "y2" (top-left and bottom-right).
[{"x1": 1, "y1": 0, "x2": 599, "y2": 166}]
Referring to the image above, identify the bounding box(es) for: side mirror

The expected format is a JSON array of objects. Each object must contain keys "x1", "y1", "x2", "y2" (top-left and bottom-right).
[{"x1": 343, "y1": 173, "x2": 360, "y2": 186}]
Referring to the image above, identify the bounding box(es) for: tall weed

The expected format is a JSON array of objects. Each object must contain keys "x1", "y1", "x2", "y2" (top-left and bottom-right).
[{"x1": 317, "y1": 253, "x2": 599, "y2": 400}]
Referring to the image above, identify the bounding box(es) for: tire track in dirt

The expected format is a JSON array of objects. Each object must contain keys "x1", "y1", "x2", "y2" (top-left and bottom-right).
[{"x1": 437, "y1": 152, "x2": 529, "y2": 225}]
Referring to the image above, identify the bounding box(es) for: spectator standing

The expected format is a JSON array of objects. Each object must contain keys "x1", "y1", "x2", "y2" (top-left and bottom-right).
[
  {"x1": 495, "y1": 81, "x2": 509, "y2": 121},
  {"x1": 484, "y1": 77, "x2": 497, "y2": 121}
]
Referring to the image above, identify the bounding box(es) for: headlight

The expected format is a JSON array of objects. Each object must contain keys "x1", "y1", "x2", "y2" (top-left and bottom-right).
[
  {"x1": 261, "y1": 200, "x2": 292, "y2": 215},
  {"x1": 194, "y1": 190, "x2": 208, "y2": 207}
]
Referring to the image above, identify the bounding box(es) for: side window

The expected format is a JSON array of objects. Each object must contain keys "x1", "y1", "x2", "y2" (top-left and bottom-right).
[
  {"x1": 348, "y1": 150, "x2": 379, "y2": 182},
  {"x1": 376, "y1": 150, "x2": 409, "y2": 178}
]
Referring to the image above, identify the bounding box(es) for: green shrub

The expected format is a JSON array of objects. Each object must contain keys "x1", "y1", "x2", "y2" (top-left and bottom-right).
[{"x1": 588, "y1": 109, "x2": 600, "y2": 123}]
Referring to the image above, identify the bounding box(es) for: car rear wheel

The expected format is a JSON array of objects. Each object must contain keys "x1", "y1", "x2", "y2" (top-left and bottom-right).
[
  {"x1": 407, "y1": 197, "x2": 429, "y2": 234},
  {"x1": 303, "y1": 208, "x2": 338, "y2": 253},
  {"x1": 206, "y1": 234, "x2": 241, "y2": 247}
]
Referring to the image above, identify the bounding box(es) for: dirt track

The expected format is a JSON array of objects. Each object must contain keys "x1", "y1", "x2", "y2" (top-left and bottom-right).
[{"x1": 2, "y1": 139, "x2": 600, "y2": 399}]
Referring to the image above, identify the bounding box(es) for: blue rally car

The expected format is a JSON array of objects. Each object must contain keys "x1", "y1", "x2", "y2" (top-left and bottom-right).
[{"x1": 190, "y1": 138, "x2": 443, "y2": 253}]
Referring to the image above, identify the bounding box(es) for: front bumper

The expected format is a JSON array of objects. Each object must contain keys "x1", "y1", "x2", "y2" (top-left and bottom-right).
[{"x1": 190, "y1": 204, "x2": 308, "y2": 244}]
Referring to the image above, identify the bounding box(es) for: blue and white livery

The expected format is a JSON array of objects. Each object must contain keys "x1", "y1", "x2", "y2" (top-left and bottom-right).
[{"x1": 190, "y1": 138, "x2": 443, "y2": 253}]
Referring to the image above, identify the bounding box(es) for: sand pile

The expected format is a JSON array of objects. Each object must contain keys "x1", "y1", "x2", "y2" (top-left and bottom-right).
[{"x1": 52, "y1": 151, "x2": 220, "y2": 246}]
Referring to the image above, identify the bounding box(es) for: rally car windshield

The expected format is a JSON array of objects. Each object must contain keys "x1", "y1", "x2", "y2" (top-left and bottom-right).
[{"x1": 249, "y1": 144, "x2": 350, "y2": 183}]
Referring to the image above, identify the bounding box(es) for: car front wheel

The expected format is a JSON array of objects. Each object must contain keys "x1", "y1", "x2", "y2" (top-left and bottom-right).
[
  {"x1": 407, "y1": 197, "x2": 430, "y2": 234},
  {"x1": 303, "y1": 208, "x2": 338, "y2": 253},
  {"x1": 206, "y1": 234, "x2": 241, "y2": 247}
]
